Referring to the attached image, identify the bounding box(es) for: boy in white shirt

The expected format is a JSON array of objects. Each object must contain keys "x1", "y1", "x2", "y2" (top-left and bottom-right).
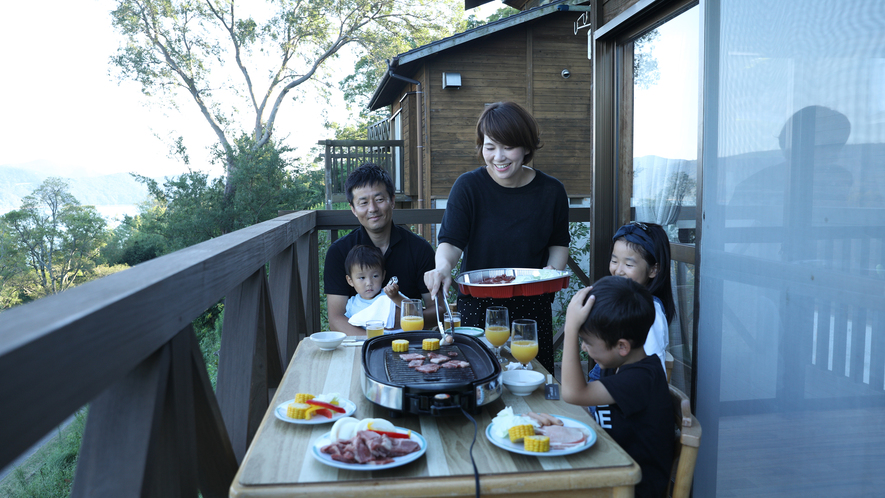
[{"x1": 344, "y1": 245, "x2": 404, "y2": 320}]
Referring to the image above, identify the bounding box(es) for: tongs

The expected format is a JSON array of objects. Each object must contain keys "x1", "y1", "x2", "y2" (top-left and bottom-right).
[{"x1": 434, "y1": 291, "x2": 456, "y2": 343}]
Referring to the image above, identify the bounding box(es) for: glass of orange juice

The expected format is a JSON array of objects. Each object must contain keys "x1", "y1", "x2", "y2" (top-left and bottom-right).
[
  {"x1": 400, "y1": 299, "x2": 424, "y2": 331},
  {"x1": 443, "y1": 312, "x2": 461, "y2": 330},
  {"x1": 510, "y1": 319, "x2": 538, "y2": 369},
  {"x1": 485, "y1": 306, "x2": 510, "y2": 363},
  {"x1": 365, "y1": 320, "x2": 384, "y2": 339}
]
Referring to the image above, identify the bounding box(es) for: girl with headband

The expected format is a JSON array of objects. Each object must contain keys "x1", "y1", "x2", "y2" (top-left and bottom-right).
[{"x1": 584, "y1": 221, "x2": 676, "y2": 411}]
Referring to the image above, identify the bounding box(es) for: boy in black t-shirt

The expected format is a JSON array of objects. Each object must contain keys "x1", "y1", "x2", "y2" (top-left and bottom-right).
[{"x1": 560, "y1": 276, "x2": 674, "y2": 497}]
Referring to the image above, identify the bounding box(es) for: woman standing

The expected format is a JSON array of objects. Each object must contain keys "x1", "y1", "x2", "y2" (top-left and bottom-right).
[{"x1": 424, "y1": 101, "x2": 570, "y2": 373}]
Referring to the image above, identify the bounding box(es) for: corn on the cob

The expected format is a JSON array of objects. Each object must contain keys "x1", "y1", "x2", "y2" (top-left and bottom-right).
[
  {"x1": 392, "y1": 339, "x2": 410, "y2": 352},
  {"x1": 286, "y1": 402, "x2": 313, "y2": 419},
  {"x1": 422, "y1": 338, "x2": 440, "y2": 351},
  {"x1": 524, "y1": 435, "x2": 550, "y2": 452},
  {"x1": 508, "y1": 424, "x2": 535, "y2": 443},
  {"x1": 294, "y1": 393, "x2": 315, "y2": 403}
]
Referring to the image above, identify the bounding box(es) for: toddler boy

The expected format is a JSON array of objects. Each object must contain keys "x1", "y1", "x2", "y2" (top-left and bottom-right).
[{"x1": 344, "y1": 245, "x2": 404, "y2": 320}]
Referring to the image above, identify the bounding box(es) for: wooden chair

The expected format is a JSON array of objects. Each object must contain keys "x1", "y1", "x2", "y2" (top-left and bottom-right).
[{"x1": 668, "y1": 385, "x2": 701, "y2": 498}]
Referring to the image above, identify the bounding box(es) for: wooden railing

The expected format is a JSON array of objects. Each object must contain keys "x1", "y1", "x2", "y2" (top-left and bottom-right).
[
  {"x1": 0, "y1": 207, "x2": 591, "y2": 497},
  {"x1": 0, "y1": 211, "x2": 321, "y2": 497}
]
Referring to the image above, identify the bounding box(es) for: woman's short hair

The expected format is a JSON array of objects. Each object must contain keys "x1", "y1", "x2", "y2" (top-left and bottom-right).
[{"x1": 475, "y1": 101, "x2": 543, "y2": 165}]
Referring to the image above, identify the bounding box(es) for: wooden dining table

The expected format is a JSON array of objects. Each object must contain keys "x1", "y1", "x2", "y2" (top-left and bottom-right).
[{"x1": 229, "y1": 336, "x2": 641, "y2": 498}]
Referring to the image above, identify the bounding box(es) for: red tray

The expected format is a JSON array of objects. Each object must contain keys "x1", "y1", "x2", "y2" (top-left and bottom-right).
[{"x1": 455, "y1": 268, "x2": 571, "y2": 299}]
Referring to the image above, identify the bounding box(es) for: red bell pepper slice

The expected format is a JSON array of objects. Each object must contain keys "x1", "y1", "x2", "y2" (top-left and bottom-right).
[
  {"x1": 312, "y1": 408, "x2": 334, "y2": 419},
  {"x1": 370, "y1": 430, "x2": 411, "y2": 439},
  {"x1": 307, "y1": 400, "x2": 346, "y2": 413}
]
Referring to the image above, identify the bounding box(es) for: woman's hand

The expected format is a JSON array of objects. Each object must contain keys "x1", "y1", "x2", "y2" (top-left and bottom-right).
[
  {"x1": 425, "y1": 243, "x2": 462, "y2": 299},
  {"x1": 424, "y1": 268, "x2": 453, "y2": 302}
]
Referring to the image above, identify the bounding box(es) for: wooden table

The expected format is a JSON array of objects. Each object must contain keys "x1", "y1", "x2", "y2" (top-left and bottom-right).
[{"x1": 229, "y1": 338, "x2": 640, "y2": 498}]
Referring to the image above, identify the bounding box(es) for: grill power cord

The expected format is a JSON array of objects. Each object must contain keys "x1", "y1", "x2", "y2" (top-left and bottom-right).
[{"x1": 460, "y1": 406, "x2": 481, "y2": 498}]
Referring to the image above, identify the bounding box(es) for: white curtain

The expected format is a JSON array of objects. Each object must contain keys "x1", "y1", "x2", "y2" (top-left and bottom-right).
[{"x1": 633, "y1": 155, "x2": 694, "y2": 225}]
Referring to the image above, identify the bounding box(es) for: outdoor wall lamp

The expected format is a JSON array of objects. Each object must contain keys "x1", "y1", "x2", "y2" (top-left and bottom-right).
[{"x1": 442, "y1": 72, "x2": 462, "y2": 89}]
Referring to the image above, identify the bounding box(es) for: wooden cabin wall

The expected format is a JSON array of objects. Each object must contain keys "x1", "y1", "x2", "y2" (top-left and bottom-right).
[
  {"x1": 530, "y1": 15, "x2": 593, "y2": 197},
  {"x1": 600, "y1": 0, "x2": 642, "y2": 24},
  {"x1": 423, "y1": 16, "x2": 592, "y2": 200}
]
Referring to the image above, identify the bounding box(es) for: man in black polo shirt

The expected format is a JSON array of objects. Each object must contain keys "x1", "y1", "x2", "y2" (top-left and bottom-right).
[{"x1": 324, "y1": 163, "x2": 438, "y2": 336}]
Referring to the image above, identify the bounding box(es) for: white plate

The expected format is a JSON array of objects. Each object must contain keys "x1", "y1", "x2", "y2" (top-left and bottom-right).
[
  {"x1": 485, "y1": 415, "x2": 597, "y2": 457},
  {"x1": 311, "y1": 428, "x2": 427, "y2": 470},
  {"x1": 274, "y1": 398, "x2": 357, "y2": 425}
]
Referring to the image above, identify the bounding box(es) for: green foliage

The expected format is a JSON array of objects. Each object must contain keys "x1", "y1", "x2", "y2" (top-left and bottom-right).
[
  {"x1": 0, "y1": 178, "x2": 107, "y2": 305},
  {"x1": 109, "y1": 0, "x2": 466, "y2": 183},
  {"x1": 338, "y1": 0, "x2": 471, "y2": 120},
  {"x1": 552, "y1": 222, "x2": 593, "y2": 334},
  {"x1": 633, "y1": 29, "x2": 661, "y2": 89},
  {"x1": 218, "y1": 135, "x2": 326, "y2": 233},
  {"x1": 0, "y1": 409, "x2": 87, "y2": 498},
  {"x1": 105, "y1": 137, "x2": 326, "y2": 260},
  {"x1": 195, "y1": 303, "x2": 225, "y2": 389}
]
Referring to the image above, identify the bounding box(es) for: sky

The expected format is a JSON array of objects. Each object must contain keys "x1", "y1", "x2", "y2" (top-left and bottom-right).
[
  {"x1": 0, "y1": 1, "x2": 505, "y2": 181},
  {"x1": 0, "y1": 0, "x2": 370, "y2": 180}
]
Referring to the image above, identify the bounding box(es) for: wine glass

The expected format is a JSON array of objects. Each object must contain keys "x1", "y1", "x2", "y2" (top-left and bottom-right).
[
  {"x1": 400, "y1": 299, "x2": 424, "y2": 331},
  {"x1": 484, "y1": 306, "x2": 510, "y2": 364},
  {"x1": 510, "y1": 319, "x2": 538, "y2": 369}
]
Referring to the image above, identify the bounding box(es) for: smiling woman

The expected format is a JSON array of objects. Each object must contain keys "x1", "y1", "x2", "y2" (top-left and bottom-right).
[{"x1": 425, "y1": 102, "x2": 571, "y2": 374}]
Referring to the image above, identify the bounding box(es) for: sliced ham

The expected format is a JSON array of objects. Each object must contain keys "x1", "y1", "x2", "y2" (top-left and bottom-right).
[
  {"x1": 400, "y1": 353, "x2": 425, "y2": 361},
  {"x1": 536, "y1": 425, "x2": 587, "y2": 450},
  {"x1": 415, "y1": 363, "x2": 440, "y2": 374},
  {"x1": 408, "y1": 359, "x2": 424, "y2": 368},
  {"x1": 430, "y1": 356, "x2": 450, "y2": 364},
  {"x1": 447, "y1": 351, "x2": 459, "y2": 357}
]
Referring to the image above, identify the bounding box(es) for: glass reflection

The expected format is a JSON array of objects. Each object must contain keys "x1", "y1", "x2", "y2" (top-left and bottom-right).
[{"x1": 631, "y1": 6, "x2": 699, "y2": 243}]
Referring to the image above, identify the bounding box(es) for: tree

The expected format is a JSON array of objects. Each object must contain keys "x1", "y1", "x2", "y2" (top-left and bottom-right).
[
  {"x1": 119, "y1": 141, "x2": 325, "y2": 258},
  {"x1": 1, "y1": 178, "x2": 107, "y2": 300},
  {"x1": 110, "y1": 0, "x2": 465, "y2": 193},
  {"x1": 633, "y1": 29, "x2": 661, "y2": 90}
]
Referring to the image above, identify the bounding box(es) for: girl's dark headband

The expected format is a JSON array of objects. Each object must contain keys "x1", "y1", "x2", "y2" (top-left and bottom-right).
[{"x1": 612, "y1": 222, "x2": 656, "y2": 258}]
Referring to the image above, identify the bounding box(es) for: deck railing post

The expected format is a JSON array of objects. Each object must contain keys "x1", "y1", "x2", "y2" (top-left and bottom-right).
[
  {"x1": 216, "y1": 269, "x2": 283, "y2": 462},
  {"x1": 269, "y1": 243, "x2": 301, "y2": 368},
  {"x1": 72, "y1": 325, "x2": 236, "y2": 497}
]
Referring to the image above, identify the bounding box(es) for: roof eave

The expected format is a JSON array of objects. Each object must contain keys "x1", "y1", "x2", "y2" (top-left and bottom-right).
[{"x1": 367, "y1": 0, "x2": 574, "y2": 111}]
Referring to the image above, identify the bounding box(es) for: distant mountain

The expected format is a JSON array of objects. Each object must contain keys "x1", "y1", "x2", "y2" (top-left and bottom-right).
[{"x1": 0, "y1": 162, "x2": 154, "y2": 220}]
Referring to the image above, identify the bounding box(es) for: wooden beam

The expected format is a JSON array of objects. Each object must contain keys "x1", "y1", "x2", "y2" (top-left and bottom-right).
[
  {"x1": 216, "y1": 269, "x2": 283, "y2": 462},
  {"x1": 0, "y1": 212, "x2": 314, "y2": 469},
  {"x1": 189, "y1": 328, "x2": 238, "y2": 498}
]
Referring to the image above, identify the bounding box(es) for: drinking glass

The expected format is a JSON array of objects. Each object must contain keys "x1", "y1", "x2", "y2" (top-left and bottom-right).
[
  {"x1": 365, "y1": 319, "x2": 384, "y2": 339},
  {"x1": 400, "y1": 299, "x2": 424, "y2": 331},
  {"x1": 484, "y1": 306, "x2": 510, "y2": 363},
  {"x1": 443, "y1": 312, "x2": 461, "y2": 330},
  {"x1": 510, "y1": 319, "x2": 538, "y2": 369}
]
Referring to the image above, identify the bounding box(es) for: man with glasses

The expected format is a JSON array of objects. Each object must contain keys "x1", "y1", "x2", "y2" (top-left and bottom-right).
[{"x1": 324, "y1": 163, "x2": 438, "y2": 336}]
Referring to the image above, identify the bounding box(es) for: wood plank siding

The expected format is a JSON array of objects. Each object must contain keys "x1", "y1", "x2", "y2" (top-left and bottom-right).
[{"x1": 392, "y1": 14, "x2": 593, "y2": 202}]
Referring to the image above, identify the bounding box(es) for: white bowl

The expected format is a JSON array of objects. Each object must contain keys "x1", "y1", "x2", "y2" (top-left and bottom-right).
[
  {"x1": 501, "y1": 370, "x2": 545, "y2": 396},
  {"x1": 310, "y1": 331, "x2": 347, "y2": 351}
]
